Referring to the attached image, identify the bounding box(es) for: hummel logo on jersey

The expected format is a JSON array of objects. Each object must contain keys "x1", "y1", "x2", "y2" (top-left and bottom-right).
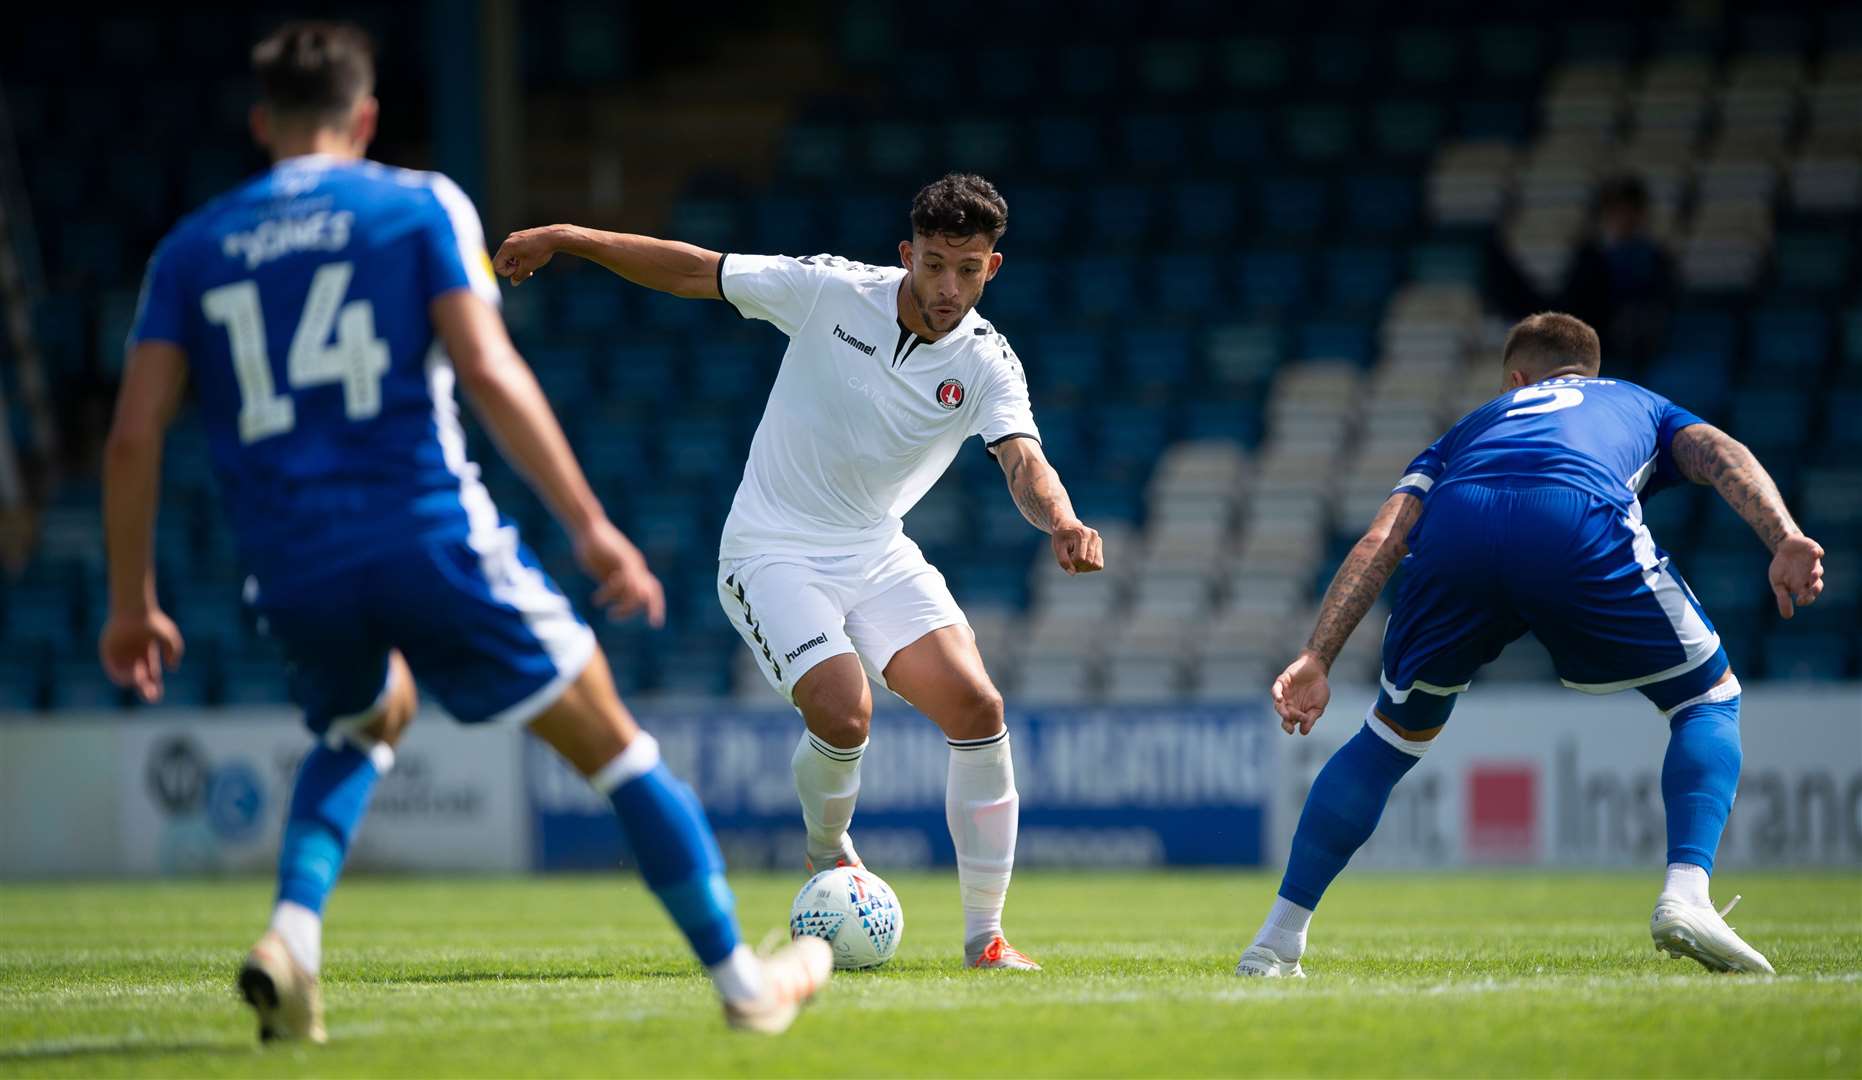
[
  {"x1": 784, "y1": 633, "x2": 830, "y2": 664},
  {"x1": 833, "y1": 324, "x2": 877, "y2": 356}
]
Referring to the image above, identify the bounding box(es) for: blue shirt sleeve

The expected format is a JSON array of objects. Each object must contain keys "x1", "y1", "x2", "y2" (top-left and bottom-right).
[
  {"x1": 1392, "y1": 435, "x2": 1447, "y2": 500},
  {"x1": 1648, "y1": 394, "x2": 1709, "y2": 494},
  {"x1": 417, "y1": 175, "x2": 500, "y2": 307},
  {"x1": 127, "y1": 236, "x2": 187, "y2": 349}
]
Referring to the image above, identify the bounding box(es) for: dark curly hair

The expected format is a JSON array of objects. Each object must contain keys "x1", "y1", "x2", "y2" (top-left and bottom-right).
[
  {"x1": 253, "y1": 21, "x2": 376, "y2": 124},
  {"x1": 910, "y1": 173, "x2": 1008, "y2": 245}
]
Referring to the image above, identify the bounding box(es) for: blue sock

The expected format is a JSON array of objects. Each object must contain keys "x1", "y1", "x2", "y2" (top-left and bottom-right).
[
  {"x1": 1662, "y1": 694, "x2": 1742, "y2": 874},
  {"x1": 598, "y1": 734, "x2": 741, "y2": 966},
  {"x1": 1278, "y1": 723, "x2": 1422, "y2": 910},
  {"x1": 276, "y1": 741, "x2": 385, "y2": 914}
]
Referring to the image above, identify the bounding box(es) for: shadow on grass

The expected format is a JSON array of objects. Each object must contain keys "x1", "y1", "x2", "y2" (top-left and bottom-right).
[
  {"x1": 369, "y1": 967, "x2": 683, "y2": 985},
  {"x1": 0, "y1": 1036, "x2": 252, "y2": 1064}
]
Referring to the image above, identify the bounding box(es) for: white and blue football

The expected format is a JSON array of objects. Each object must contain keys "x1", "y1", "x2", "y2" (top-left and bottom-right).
[{"x1": 789, "y1": 866, "x2": 904, "y2": 969}]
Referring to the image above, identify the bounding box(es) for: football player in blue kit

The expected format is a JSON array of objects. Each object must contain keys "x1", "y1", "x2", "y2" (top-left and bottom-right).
[
  {"x1": 1236, "y1": 312, "x2": 1825, "y2": 977},
  {"x1": 99, "y1": 21, "x2": 828, "y2": 1041}
]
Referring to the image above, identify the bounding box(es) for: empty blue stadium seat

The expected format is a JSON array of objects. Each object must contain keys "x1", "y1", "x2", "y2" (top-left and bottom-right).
[
  {"x1": 1121, "y1": 114, "x2": 1190, "y2": 174},
  {"x1": 1086, "y1": 184, "x2": 1157, "y2": 249},
  {"x1": 1643, "y1": 349, "x2": 1734, "y2": 418},
  {"x1": 1205, "y1": 321, "x2": 1286, "y2": 390},
  {"x1": 1408, "y1": 241, "x2": 1484, "y2": 286},
  {"x1": 1284, "y1": 106, "x2": 1357, "y2": 163},
  {"x1": 1220, "y1": 37, "x2": 1293, "y2": 93},
  {"x1": 605, "y1": 343, "x2": 681, "y2": 401},
  {"x1": 1458, "y1": 100, "x2": 1531, "y2": 141},
  {"x1": 863, "y1": 122, "x2": 931, "y2": 179},
  {"x1": 1390, "y1": 28, "x2": 1463, "y2": 85},
  {"x1": 1730, "y1": 389, "x2": 1813, "y2": 453},
  {"x1": 985, "y1": 257, "x2": 1056, "y2": 321},
  {"x1": 1055, "y1": 45, "x2": 1119, "y2": 101},
  {"x1": 1033, "y1": 116, "x2": 1105, "y2": 175},
  {"x1": 1343, "y1": 175, "x2": 1421, "y2": 236},
  {"x1": 781, "y1": 125, "x2": 847, "y2": 180},
  {"x1": 1028, "y1": 332, "x2": 1109, "y2": 398},
  {"x1": 1094, "y1": 404, "x2": 1173, "y2": 471},
  {"x1": 1072, "y1": 257, "x2": 1140, "y2": 314},
  {"x1": 1256, "y1": 178, "x2": 1328, "y2": 237},
  {"x1": 1748, "y1": 309, "x2": 1831, "y2": 374},
  {"x1": 1323, "y1": 247, "x2": 1402, "y2": 312},
  {"x1": 668, "y1": 198, "x2": 740, "y2": 253},
  {"x1": 1004, "y1": 186, "x2": 1075, "y2": 251},
  {"x1": 1474, "y1": 24, "x2": 1547, "y2": 82},
  {"x1": 945, "y1": 119, "x2": 1019, "y2": 174},
  {"x1": 1117, "y1": 328, "x2": 1195, "y2": 390},
  {"x1": 1203, "y1": 110, "x2": 1273, "y2": 167},
  {"x1": 1371, "y1": 101, "x2": 1449, "y2": 160},
  {"x1": 751, "y1": 195, "x2": 826, "y2": 258},
  {"x1": 1309, "y1": 33, "x2": 1374, "y2": 88},
  {"x1": 1761, "y1": 628, "x2": 1851, "y2": 680},
  {"x1": 1165, "y1": 180, "x2": 1244, "y2": 247},
  {"x1": 1772, "y1": 230, "x2": 1852, "y2": 296},
  {"x1": 1236, "y1": 251, "x2": 1311, "y2": 311},
  {"x1": 1152, "y1": 254, "x2": 1224, "y2": 316},
  {"x1": 1298, "y1": 320, "x2": 1374, "y2": 366}
]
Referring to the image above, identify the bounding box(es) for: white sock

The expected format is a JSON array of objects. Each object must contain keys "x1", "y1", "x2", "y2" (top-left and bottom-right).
[
  {"x1": 946, "y1": 731, "x2": 1017, "y2": 948},
  {"x1": 269, "y1": 899, "x2": 323, "y2": 977},
  {"x1": 1251, "y1": 896, "x2": 1313, "y2": 961},
  {"x1": 708, "y1": 944, "x2": 764, "y2": 1005},
  {"x1": 793, "y1": 731, "x2": 865, "y2": 863},
  {"x1": 1663, "y1": 862, "x2": 1712, "y2": 907}
]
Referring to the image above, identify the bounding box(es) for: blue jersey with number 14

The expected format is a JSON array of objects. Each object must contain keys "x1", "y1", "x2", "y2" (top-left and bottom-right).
[
  {"x1": 128, "y1": 153, "x2": 501, "y2": 586},
  {"x1": 1392, "y1": 377, "x2": 1707, "y2": 511}
]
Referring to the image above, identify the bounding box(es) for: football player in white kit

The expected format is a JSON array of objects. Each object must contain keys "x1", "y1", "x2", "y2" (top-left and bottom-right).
[{"x1": 495, "y1": 174, "x2": 1103, "y2": 969}]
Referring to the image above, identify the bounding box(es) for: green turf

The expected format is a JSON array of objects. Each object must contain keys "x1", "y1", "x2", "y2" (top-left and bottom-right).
[{"x1": 2, "y1": 871, "x2": 1857, "y2": 1077}]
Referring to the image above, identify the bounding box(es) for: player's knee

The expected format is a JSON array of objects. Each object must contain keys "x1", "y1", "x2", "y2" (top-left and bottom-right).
[
  {"x1": 361, "y1": 661, "x2": 418, "y2": 748},
  {"x1": 803, "y1": 707, "x2": 870, "y2": 749},
  {"x1": 940, "y1": 684, "x2": 1005, "y2": 742}
]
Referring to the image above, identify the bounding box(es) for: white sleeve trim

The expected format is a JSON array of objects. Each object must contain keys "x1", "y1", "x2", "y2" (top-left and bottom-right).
[
  {"x1": 426, "y1": 173, "x2": 500, "y2": 307},
  {"x1": 1394, "y1": 472, "x2": 1435, "y2": 493}
]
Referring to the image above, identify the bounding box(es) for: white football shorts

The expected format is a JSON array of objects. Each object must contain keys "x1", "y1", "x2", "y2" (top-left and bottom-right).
[{"x1": 717, "y1": 536, "x2": 968, "y2": 703}]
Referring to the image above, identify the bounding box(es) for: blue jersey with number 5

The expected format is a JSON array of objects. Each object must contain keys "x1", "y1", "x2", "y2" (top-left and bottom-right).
[
  {"x1": 1392, "y1": 377, "x2": 1707, "y2": 511},
  {"x1": 128, "y1": 154, "x2": 502, "y2": 584}
]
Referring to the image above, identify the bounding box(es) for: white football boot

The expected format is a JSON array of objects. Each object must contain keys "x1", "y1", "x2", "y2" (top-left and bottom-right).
[
  {"x1": 1234, "y1": 944, "x2": 1306, "y2": 978},
  {"x1": 966, "y1": 934, "x2": 1042, "y2": 970},
  {"x1": 804, "y1": 833, "x2": 863, "y2": 875},
  {"x1": 1651, "y1": 894, "x2": 1775, "y2": 974},
  {"x1": 239, "y1": 930, "x2": 327, "y2": 1043},
  {"x1": 723, "y1": 935, "x2": 833, "y2": 1035}
]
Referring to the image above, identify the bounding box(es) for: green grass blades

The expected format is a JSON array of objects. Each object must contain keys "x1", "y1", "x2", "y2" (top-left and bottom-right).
[{"x1": 2, "y1": 872, "x2": 1858, "y2": 1077}]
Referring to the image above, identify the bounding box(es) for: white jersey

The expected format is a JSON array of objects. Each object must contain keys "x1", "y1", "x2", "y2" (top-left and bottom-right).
[{"x1": 717, "y1": 253, "x2": 1039, "y2": 560}]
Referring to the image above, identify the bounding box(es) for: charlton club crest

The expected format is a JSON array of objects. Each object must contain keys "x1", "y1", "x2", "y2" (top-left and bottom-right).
[{"x1": 936, "y1": 379, "x2": 965, "y2": 410}]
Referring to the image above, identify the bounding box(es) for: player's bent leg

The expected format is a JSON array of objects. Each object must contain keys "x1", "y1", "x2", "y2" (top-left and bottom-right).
[
  {"x1": 882, "y1": 626, "x2": 1036, "y2": 971},
  {"x1": 1647, "y1": 670, "x2": 1771, "y2": 973},
  {"x1": 245, "y1": 653, "x2": 417, "y2": 1043},
  {"x1": 1239, "y1": 704, "x2": 1443, "y2": 978},
  {"x1": 526, "y1": 651, "x2": 831, "y2": 1029},
  {"x1": 791, "y1": 655, "x2": 873, "y2": 873}
]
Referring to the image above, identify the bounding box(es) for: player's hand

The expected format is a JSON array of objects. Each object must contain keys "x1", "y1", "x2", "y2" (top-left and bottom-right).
[
  {"x1": 1770, "y1": 533, "x2": 1825, "y2": 619},
  {"x1": 493, "y1": 226, "x2": 561, "y2": 286},
  {"x1": 1271, "y1": 651, "x2": 1331, "y2": 736},
  {"x1": 575, "y1": 519, "x2": 666, "y2": 627},
  {"x1": 1051, "y1": 520, "x2": 1104, "y2": 575},
  {"x1": 99, "y1": 607, "x2": 185, "y2": 704}
]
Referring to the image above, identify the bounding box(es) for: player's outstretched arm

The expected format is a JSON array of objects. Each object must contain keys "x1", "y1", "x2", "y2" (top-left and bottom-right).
[
  {"x1": 492, "y1": 224, "x2": 722, "y2": 299},
  {"x1": 1670, "y1": 422, "x2": 1824, "y2": 618},
  {"x1": 1273, "y1": 492, "x2": 1423, "y2": 735},
  {"x1": 99, "y1": 341, "x2": 189, "y2": 702},
  {"x1": 994, "y1": 437, "x2": 1103, "y2": 575},
  {"x1": 432, "y1": 290, "x2": 665, "y2": 626}
]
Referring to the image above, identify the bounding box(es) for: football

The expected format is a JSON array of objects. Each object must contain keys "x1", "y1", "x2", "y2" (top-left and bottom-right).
[{"x1": 788, "y1": 866, "x2": 904, "y2": 969}]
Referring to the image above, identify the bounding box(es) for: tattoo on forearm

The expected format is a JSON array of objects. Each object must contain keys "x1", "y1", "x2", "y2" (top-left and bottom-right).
[
  {"x1": 1671, "y1": 425, "x2": 1798, "y2": 553},
  {"x1": 1006, "y1": 455, "x2": 1069, "y2": 534},
  {"x1": 1305, "y1": 496, "x2": 1421, "y2": 669}
]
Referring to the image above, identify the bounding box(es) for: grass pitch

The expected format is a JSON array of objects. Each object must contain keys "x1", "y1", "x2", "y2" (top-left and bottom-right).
[{"x1": 2, "y1": 871, "x2": 1857, "y2": 1077}]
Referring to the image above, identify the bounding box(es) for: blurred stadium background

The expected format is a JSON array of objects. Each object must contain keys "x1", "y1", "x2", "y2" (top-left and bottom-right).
[{"x1": 0, "y1": 2, "x2": 1856, "y2": 880}]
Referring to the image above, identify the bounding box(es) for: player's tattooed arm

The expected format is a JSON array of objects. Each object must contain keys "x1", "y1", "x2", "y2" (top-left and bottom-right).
[
  {"x1": 1303, "y1": 493, "x2": 1424, "y2": 670},
  {"x1": 1671, "y1": 422, "x2": 1824, "y2": 617},
  {"x1": 996, "y1": 438, "x2": 1104, "y2": 574},
  {"x1": 1670, "y1": 423, "x2": 1801, "y2": 552},
  {"x1": 494, "y1": 225, "x2": 723, "y2": 299}
]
